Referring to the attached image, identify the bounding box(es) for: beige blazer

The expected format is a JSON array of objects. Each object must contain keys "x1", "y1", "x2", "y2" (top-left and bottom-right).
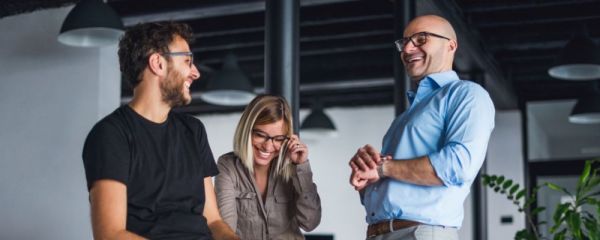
[{"x1": 215, "y1": 152, "x2": 321, "y2": 240}]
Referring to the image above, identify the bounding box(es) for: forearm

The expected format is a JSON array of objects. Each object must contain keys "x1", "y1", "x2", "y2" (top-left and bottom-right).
[
  {"x1": 90, "y1": 180, "x2": 145, "y2": 240},
  {"x1": 209, "y1": 220, "x2": 240, "y2": 240},
  {"x1": 292, "y1": 161, "x2": 322, "y2": 231},
  {"x1": 381, "y1": 155, "x2": 444, "y2": 186},
  {"x1": 94, "y1": 230, "x2": 146, "y2": 240}
]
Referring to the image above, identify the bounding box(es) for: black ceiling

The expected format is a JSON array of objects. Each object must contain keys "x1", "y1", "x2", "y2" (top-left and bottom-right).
[{"x1": 3, "y1": 0, "x2": 600, "y2": 114}]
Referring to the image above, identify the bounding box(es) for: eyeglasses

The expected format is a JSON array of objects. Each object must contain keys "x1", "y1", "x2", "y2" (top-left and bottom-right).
[
  {"x1": 394, "y1": 32, "x2": 451, "y2": 52},
  {"x1": 162, "y1": 51, "x2": 194, "y2": 67},
  {"x1": 252, "y1": 130, "x2": 289, "y2": 148}
]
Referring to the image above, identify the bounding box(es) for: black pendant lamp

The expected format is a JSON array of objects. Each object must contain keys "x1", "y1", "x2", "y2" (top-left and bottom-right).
[
  {"x1": 548, "y1": 32, "x2": 600, "y2": 80},
  {"x1": 569, "y1": 94, "x2": 600, "y2": 124},
  {"x1": 58, "y1": 0, "x2": 124, "y2": 47},
  {"x1": 300, "y1": 103, "x2": 337, "y2": 138},
  {"x1": 200, "y1": 53, "x2": 256, "y2": 106}
]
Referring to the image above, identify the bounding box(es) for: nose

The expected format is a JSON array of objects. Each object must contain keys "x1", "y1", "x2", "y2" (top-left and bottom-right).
[
  {"x1": 190, "y1": 64, "x2": 200, "y2": 80},
  {"x1": 265, "y1": 138, "x2": 282, "y2": 150},
  {"x1": 402, "y1": 39, "x2": 418, "y2": 53}
]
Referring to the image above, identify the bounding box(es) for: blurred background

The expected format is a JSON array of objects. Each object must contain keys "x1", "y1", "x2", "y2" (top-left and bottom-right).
[{"x1": 1, "y1": 0, "x2": 599, "y2": 239}]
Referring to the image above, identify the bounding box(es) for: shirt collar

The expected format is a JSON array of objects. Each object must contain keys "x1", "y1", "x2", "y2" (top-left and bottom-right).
[
  {"x1": 423, "y1": 70, "x2": 460, "y2": 89},
  {"x1": 406, "y1": 70, "x2": 460, "y2": 104}
]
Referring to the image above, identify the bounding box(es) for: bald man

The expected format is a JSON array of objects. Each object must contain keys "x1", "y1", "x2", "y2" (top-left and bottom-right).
[{"x1": 349, "y1": 15, "x2": 495, "y2": 239}]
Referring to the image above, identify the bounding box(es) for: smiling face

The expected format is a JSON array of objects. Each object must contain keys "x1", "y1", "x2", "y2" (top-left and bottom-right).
[
  {"x1": 160, "y1": 35, "x2": 200, "y2": 107},
  {"x1": 400, "y1": 15, "x2": 457, "y2": 83},
  {"x1": 251, "y1": 119, "x2": 288, "y2": 168}
]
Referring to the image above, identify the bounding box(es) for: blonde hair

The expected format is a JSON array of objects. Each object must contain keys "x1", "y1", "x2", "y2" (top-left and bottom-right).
[{"x1": 233, "y1": 95, "x2": 295, "y2": 181}]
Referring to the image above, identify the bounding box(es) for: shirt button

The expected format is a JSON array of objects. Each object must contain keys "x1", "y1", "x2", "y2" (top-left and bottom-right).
[{"x1": 371, "y1": 212, "x2": 375, "y2": 216}]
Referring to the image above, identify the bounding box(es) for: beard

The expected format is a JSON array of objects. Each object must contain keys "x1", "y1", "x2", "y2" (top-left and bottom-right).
[{"x1": 160, "y1": 66, "x2": 190, "y2": 108}]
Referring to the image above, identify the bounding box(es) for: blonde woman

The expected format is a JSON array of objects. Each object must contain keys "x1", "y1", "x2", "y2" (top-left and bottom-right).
[{"x1": 215, "y1": 95, "x2": 321, "y2": 240}]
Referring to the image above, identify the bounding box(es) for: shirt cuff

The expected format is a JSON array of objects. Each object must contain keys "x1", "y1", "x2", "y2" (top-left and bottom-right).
[{"x1": 428, "y1": 152, "x2": 463, "y2": 186}]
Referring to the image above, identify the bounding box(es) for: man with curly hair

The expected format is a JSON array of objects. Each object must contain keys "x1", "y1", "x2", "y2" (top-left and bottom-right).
[{"x1": 82, "y1": 22, "x2": 239, "y2": 240}]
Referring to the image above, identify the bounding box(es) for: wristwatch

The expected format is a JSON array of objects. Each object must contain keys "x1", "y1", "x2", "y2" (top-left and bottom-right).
[{"x1": 377, "y1": 164, "x2": 385, "y2": 178}]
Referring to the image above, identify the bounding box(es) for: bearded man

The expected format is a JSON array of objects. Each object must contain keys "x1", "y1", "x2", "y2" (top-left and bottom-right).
[{"x1": 82, "y1": 22, "x2": 239, "y2": 240}]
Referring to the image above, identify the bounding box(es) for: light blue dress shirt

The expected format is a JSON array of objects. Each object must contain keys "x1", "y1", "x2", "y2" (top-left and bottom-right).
[{"x1": 363, "y1": 71, "x2": 495, "y2": 227}]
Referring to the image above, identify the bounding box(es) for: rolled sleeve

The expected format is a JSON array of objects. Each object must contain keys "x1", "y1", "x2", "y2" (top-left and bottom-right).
[{"x1": 429, "y1": 84, "x2": 495, "y2": 186}]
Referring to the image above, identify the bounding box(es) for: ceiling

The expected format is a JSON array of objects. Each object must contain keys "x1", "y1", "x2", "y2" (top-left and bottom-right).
[{"x1": 2, "y1": 0, "x2": 600, "y2": 115}]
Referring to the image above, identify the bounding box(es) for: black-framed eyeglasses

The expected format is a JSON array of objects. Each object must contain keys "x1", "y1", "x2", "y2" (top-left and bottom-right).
[
  {"x1": 394, "y1": 31, "x2": 451, "y2": 52},
  {"x1": 252, "y1": 130, "x2": 289, "y2": 148},
  {"x1": 162, "y1": 51, "x2": 194, "y2": 67}
]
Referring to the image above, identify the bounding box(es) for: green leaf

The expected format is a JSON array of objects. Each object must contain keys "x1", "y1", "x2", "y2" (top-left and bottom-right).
[
  {"x1": 531, "y1": 207, "x2": 546, "y2": 216},
  {"x1": 546, "y1": 182, "x2": 572, "y2": 195},
  {"x1": 553, "y1": 203, "x2": 570, "y2": 224},
  {"x1": 516, "y1": 189, "x2": 526, "y2": 200},
  {"x1": 537, "y1": 220, "x2": 547, "y2": 226},
  {"x1": 510, "y1": 184, "x2": 520, "y2": 195},
  {"x1": 568, "y1": 212, "x2": 582, "y2": 239},
  {"x1": 553, "y1": 229, "x2": 566, "y2": 240},
  {"x1": 583, "y1": 190, "x2": 600, "y2": 199},
  {"x1": 503, "y1": 179, "x2": 513, "y2": 190},
  {"x1": 550, "y1": 224, "x2": 561, "y2": 234},
  {"x1": 482, "y1": 175, "x2": 490, "y2": 185},
  {"x1": 490, "y1": 175, "x2": 497, "y2": 182},
  {"x1": 494, "y1": 186, "x2": 501, "y2": 192},
  {"x1": 578, "y1": 160, "x2": 592, "y2": 189},
  {"x1": 497, "y1": 175, "x2": 505, "y2": 185},
  {"x1": 514, "y1": 229, "x2": 533, "y2": 240}
]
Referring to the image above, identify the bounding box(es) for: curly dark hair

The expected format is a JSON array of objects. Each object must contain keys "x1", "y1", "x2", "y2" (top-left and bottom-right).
[{"x1": 118, "y1": 22, "x2": 194, "y2": 88}]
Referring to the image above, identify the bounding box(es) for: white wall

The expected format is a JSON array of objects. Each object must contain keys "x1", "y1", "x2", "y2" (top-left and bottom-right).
[
  {"x1": 486, "y1": 110, "x2": 526, "y2": 240},
  {"x1": 528, "y1": 109, "x2": 551, "y2": 160},
  {"x1": 0, "y1": 7, "x2": 120, "y2": 240}
]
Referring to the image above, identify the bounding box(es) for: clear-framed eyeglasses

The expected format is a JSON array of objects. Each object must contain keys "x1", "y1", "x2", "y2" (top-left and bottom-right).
[{"x1": 162, "y1": 51, "x2": 194, "y2": 67}]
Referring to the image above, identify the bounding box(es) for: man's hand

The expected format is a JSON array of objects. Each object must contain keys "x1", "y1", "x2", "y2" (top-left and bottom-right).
[
  {"x1": 349, "y1": 144, "x2": 383, "y2": 171},
  {"x1": 348, "y1": 144, "x2": 390, "y2": 191},
  {"x1": 350, "y1": 162, "x2": 379, "y2": 191}
]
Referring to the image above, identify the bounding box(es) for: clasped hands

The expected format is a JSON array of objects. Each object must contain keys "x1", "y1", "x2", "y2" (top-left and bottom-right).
[{"x1": 348, "y1": 144, "x2": 390, "y2": 191}]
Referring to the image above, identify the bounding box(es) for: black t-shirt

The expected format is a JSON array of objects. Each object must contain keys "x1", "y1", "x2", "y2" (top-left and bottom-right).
[{"x1": 82, "y1": 105, "x2": 218, "y2": 240}]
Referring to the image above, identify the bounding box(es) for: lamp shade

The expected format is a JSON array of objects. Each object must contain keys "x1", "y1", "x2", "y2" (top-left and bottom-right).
[
  {"x1": 548, "y1": 35, "x2": 600, "y2": 80},
  {"x1": 58, "y1": 0, "x2": 124, "y2": 47},
  {"x1": 200, "y1": 53, "x2": 256, "y2": 106},
  {"x1": 300, "y1": 107, "x2": 337, "y2": 138},
  {"x1": 569, "y1": 94, "x2": 600, "y2": 124}
]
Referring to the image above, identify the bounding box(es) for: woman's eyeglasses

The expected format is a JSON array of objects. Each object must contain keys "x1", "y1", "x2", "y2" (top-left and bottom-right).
[{"x1": 252, "y1": 130, "x2": 289, "y2": 148}]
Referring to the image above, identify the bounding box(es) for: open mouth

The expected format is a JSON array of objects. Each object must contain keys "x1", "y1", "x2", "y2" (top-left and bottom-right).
[{"x1": 405, "y1": 54, "x2": 424, "y2": 63}]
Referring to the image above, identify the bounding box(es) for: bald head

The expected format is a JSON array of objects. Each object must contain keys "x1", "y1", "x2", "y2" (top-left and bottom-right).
[
  {"x1": 400, "y1": 15, "x2": 458, "y2": 82},
  {"x1": 405, "y1": 15, "x2": 457, "y2": 42}
]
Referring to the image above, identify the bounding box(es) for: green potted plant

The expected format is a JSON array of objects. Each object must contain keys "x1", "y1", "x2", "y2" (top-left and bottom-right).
[{"x1": 482, "y1": 159, "x2": 600, "y2": 240}]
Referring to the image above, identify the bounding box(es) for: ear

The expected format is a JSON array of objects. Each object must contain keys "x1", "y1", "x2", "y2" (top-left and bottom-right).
[
  {"x1": 147, "y1": 53, "x2": 166, "y2": 76},
  {"x1": 448, "y1": 39, "x2": 458, "y2": 53}
]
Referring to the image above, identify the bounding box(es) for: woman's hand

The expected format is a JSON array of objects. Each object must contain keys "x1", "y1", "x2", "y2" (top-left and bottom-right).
[{"x1": 286, "y1": 134, "x2": 308, "y2": 165}]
